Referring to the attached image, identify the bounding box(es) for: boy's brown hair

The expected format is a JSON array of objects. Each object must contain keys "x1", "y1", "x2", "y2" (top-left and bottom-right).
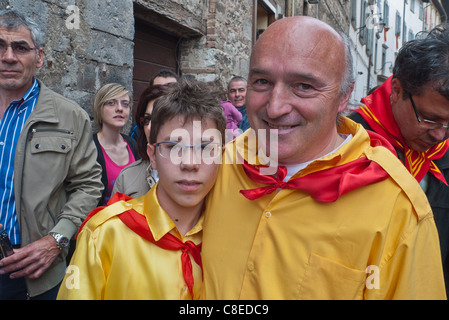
[{"x1": 149, "y1": 79, "x2": 226, "y2": 145}]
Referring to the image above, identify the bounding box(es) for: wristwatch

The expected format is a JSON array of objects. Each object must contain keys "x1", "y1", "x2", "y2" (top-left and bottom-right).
[{"x1": 49, "y1": 232, "x2": 70, "y2": 250}]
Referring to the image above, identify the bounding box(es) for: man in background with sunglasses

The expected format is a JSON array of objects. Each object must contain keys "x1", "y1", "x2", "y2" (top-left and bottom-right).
[
  {"x1": 0, "y1": 10, "x2": 102, "y2": 299},
  {"x1": 349, "y1": 24, "x2": 449, "y2": 297}
]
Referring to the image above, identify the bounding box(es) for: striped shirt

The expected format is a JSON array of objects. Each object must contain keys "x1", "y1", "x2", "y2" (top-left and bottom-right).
[{"x1": 0, "y1": 78, "x2": 40, "y2": 245}]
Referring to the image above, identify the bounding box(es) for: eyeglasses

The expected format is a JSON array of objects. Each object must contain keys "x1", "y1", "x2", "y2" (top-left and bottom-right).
[
  {"x1": 153, "y1": 141, "x2": 223, "y2": 163},
  {"x1": 0, "y1": 42, "x2": 39, "y2": 56},
  {"x1": 104, "y1": 99, "x2": 130, "y2": 108},
  {"x1": 139, "y1": 115, "x2": 151, "y2": 126},
  {"x1": 409, "y1": 94, "x2": 449, "y2": 130}
]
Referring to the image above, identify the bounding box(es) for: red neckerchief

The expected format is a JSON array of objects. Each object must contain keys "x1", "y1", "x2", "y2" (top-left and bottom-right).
[
  {"x1": 78, "y1": 193, "x2": 202, "y2": 300},
  {"x1": 240, "y1": 131, "x2": 392, "y2": 202},
  {"x1": 356, "y1": 76, "x2": 448, "y2": 185}
]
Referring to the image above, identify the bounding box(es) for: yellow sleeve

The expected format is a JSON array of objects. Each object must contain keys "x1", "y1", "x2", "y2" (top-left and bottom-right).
[
  {"x1": 366, "y1": 215, "x2": 446, "y2": 300},
  {"x1": 57, "y1": 227, "x2": 106, "y2": 300}
]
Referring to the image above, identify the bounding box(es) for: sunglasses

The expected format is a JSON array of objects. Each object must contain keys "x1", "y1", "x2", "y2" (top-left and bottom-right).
[{"x1": 139, "y1": 115, "x2": 151, "y2": 126}]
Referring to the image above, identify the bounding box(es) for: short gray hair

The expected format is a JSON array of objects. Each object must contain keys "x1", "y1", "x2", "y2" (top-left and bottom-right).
[
  {"x1": 0, "y1": 9, "x2": 44, "y2": 48},
  {"x1": 337, "y1": 30, "x2": 355, "y2": 97},
  {"x1": 227, "y1": 76, "x2": 247, "y2": 91}
]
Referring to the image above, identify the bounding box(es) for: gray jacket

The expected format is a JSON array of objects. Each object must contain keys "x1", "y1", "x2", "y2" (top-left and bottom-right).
[
  {"x1": 13, "y1": 79, "x2": 103, "y2": 296},
  {"x1": 111, "y1": 159, "x2": 156, "y2": 199}
]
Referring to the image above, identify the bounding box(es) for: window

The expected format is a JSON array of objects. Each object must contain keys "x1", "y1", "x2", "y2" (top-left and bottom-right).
[
  {"x1": 366, "y1": 27, "x2": 374, "y2": 56},
  {"x1": 419, "y1": 2, "x2": 424, "y2": 20},
  {"x1": 255, "y1": 0, "x2": 276, "y2": 42},
  {"x1": 359, "y1": 0, "x2": 368, "y2": 45},
  {"x1": 351, "y1": 0, "x2": 358, "y2": 28},
  {"x1": 395, "y1": 10, "x2": 401, "y2": 36},
  {"x1": 383, "y1": 1, "x2": 390, "y2": 27}
]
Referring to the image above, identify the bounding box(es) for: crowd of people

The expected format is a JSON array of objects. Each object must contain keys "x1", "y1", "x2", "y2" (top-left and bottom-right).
[{"x1": 1, "y1": 9, "x2": 449, "y2": 300}]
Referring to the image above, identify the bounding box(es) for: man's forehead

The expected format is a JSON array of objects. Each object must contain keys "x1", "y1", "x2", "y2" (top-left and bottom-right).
[
  {"x1": 0, "y1": 25, "x2": 33, "y2": 42},
  {"x1": 229, "y1": 81, "x2": 246, "y2": 89}
]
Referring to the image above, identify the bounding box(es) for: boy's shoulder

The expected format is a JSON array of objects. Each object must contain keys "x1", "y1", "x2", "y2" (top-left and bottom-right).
[{"x1": 79, "y1": 194, "x2": 144, "y2": 234}]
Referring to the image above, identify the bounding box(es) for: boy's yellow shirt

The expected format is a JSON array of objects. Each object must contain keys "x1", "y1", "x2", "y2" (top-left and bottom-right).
[{"x1": 57, "y1": 186, "x2": 203, "y2": 300}]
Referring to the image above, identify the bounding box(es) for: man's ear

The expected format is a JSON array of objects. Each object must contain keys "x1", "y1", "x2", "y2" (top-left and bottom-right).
[
  {"x1": 390, "y1": 78, "x2": 404, "y2": 105},
  {"x1": 337, "y1": 81, "x2": 355, "y2": 113},
  {"x1": 36, "y1": 48, "x2": 44, "y2": 69},
  {"x1": 147, "y1": 143, "x2": 158, "y2": 171}
]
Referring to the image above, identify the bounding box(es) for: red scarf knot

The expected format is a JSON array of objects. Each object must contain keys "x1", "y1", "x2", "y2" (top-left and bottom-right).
[
  {"x1": 240, "y1": 131, "x2": 391, "y2": 202},
  {"x1": 118, "y1": 209, "x2": 203, "y2": 300},
  {"x1": 78, "y1": 192, "x2": 203, "y2": 300}
]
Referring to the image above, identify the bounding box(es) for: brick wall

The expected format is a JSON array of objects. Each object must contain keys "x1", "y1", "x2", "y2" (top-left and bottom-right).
[{"x1": 180, "y1": 0, "x2": 253, "y2": 84}]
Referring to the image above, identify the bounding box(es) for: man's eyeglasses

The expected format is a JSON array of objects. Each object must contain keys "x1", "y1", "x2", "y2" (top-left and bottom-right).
[
  {"x1": 0, "y1": 42, "x2": 39, "y2": 56},
  {"x1": 153, "y1": 141, "x2": 223, "y2": 163},
  {"x1": 409, "y1": 94, "x2": 449, "y2": 130},
  {"x1": 139, "y1": 115, "x2": 151, "y2": 126}
]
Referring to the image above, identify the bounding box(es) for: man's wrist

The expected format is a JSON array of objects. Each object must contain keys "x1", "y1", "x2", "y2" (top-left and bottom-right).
[{"x1": 48, "y1": 232, "x2": 70, "y2": 250}]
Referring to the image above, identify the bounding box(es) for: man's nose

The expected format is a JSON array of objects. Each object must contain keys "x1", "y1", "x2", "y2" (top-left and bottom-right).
[
  {"x1": 428, "y1": 127, "x2": 449, "y2": 143},
  {"x1": 267, "y1": 84, "x2": 292, "y2": 119},
  {"x1": 1, "y1": 46, "x2": 18, "y2": 62}
]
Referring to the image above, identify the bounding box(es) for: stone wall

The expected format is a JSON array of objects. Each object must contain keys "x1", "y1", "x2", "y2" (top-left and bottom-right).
[
  {"x1": 180, "y1": 0, "x2": 253, "y2": 84},
  {"x1": 1, "y1": 0, "x2": 134, "y2": 116},
  {"x1": 300, "y1": 0, "x2": 351, "y2": 33}
]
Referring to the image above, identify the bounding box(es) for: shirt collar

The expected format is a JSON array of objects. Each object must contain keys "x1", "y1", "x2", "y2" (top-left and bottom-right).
[
  {"x1": 142, "y1": 186, "x2": 204, "y2": 241},
  {"x1": 231, "y1": 117, "x2": 371, "y2": 176},
  {"x1": 10, "y1": 77, "x2": 40, "y2": 107}
]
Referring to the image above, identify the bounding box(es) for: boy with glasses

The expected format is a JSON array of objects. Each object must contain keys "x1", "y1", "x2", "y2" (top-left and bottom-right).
[
  {"x1": 58, "y1": 79, "x2": 226, "y2": 299},
  {"x1": 349, "y1": 24, "x2": 449, "y2": 296}
]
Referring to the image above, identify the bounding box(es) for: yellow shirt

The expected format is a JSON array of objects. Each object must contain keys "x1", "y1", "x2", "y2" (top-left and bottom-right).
[
  {"x1": 201, "y1": 117, "x2": 446, "y2": 300},
  {"x1": 57, "y1": 186, "x2": 203, "y2": 300}
]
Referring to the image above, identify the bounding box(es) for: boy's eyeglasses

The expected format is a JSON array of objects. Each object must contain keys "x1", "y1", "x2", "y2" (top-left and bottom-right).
[
  {"x1": 409, "y1": 94, "x2": 449, "y2": 130},
  {"x1": 139, "y1": 115, "x2": 151, "y2": 126},
  {"x1": 153, "y1": 141, "x2": 223, "y2": 161},
  {"x1": 0, "y1": 42, "x2": 39, "y2": 56}
]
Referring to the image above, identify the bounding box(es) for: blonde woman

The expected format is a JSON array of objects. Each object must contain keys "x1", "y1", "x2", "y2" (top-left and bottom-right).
[{"x1": 92, "y1": 83, "x2": 139, "y2": 206}]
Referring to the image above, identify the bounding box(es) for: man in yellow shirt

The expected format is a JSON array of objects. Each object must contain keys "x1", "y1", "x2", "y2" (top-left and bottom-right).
[
  {"x1": 201, "y1": 16, "x2": 446, "y2": 299},
  {"x1": 57, "y1": 80, "x2": 226, "y2": 299}
]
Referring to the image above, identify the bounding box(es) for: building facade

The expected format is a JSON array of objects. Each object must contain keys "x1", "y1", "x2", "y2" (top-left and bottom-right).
[
  {"x1": 0, "y1": 0, "x2": 446, "y2": 119},
  {"x1": 348, "y1": 0, "x2": 447, "y2": 110},
  {"x1": 0, "y1": 0, "x2": 351, "y2": 117}
]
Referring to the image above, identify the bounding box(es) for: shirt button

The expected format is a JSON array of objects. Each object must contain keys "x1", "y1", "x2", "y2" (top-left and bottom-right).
[
  {"x1": 0, "y1": 142, "x2": 4, "y2": 146},
  {"x1": 248, "y1": 263, "x2": 255, "y2": 271},
  {"x1": 265, "y1": 211, "x2": 272, "y2": 218}
]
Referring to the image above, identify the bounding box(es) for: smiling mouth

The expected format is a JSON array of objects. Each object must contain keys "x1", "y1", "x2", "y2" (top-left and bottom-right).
[{"x1": 264, "y1": 121, "x2": 298, "y2": 130}]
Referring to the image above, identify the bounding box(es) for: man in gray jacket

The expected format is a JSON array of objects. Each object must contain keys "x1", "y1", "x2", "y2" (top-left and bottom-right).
[{"x1": 0, "y1": 10, "x2": 103, "y2": 299}]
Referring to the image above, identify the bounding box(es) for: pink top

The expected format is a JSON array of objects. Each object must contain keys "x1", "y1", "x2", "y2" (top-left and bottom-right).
[
  {"x1": 101, "y1": 143, "x2": 136, "y2": 203},
  {"x1": 221, "y1": 100, "x2": 242, "y2": 131}
]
